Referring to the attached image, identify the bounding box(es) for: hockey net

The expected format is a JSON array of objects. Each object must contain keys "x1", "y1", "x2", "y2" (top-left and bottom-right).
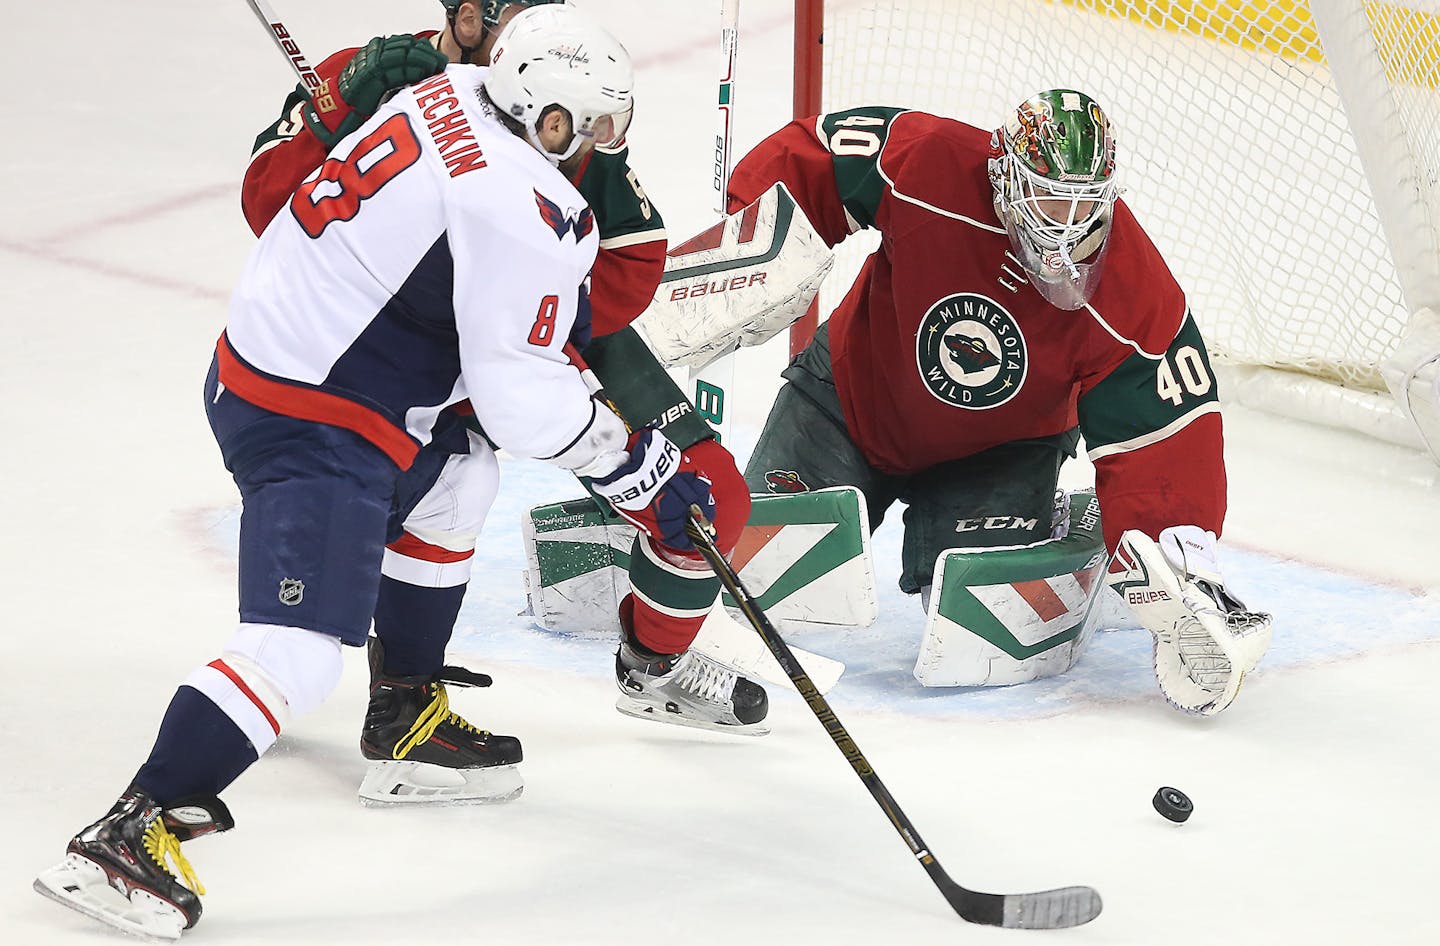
[{"x1": 796, "y1": 0, "x2": 1440, "y2": 454}]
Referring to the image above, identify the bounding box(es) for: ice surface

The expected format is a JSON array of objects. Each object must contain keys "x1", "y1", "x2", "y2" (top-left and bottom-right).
[{"x1": 3, "y1": 2, "x2": 1438, "y2": 943}]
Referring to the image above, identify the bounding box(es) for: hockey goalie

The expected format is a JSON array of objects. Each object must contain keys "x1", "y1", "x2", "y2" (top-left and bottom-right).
[{"x1": 714, "y1": 93, "x2": 1273, "y2": 717}]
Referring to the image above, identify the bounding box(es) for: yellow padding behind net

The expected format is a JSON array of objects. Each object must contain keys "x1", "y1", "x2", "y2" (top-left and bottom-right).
[{"x1": 1056, "y1": 0, "x2": 1439, "y2": 86}]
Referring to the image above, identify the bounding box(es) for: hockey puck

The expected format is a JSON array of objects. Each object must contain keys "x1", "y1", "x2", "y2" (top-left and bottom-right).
[{"x1": 1152, "y1": 786, "x2": 1193, "y2": 823}]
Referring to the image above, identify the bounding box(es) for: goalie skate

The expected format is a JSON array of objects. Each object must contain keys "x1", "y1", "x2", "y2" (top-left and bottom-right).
[
  {"x1": 1108, "y1": 530, "x2": 1272, "y2": 716},
  {"x1": 615, "y1": 641, "x2": 770, "y2": 736},
  {"x1": 34, "y1": 787, "x2": 217, "y2": 940}
]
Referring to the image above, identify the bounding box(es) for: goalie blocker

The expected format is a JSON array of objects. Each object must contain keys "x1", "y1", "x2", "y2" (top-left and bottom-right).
[{"x1": 636, "y1": 182, "x2": 835, "y2": 370}]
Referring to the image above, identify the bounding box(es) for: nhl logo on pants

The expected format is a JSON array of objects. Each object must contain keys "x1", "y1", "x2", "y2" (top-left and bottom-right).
[{"x1": 278, "y1": 577, "x2": 305, "y2": 606}]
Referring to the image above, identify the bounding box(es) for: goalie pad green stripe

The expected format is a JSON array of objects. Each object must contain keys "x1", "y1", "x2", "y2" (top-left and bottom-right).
[
  {"x1": 640, "y1": 183, "x2": 834, "y2": 371},
  {"x1": 522, "y1": 487, "x2": 877, "y2": 636},
  {"x1": 915, "y1": 491, "x2": 1107, "y2": 686},
  {"x1": 723, "y1": 487, "x2": 871, "y2": 614}
]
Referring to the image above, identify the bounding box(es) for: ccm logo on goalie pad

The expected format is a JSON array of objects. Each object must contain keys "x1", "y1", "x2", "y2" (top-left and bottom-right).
[{"x1": 593, "y1": 435, "x2": 679, "y2": 512}]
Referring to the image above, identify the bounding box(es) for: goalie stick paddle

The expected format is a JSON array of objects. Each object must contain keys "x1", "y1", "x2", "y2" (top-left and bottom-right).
[
  {"x1": 687, "y1": 0, "x2": 741, "y2": 446},
  {"x1": 683, "y1": 505, "x2": 1103, "y2": 930}
]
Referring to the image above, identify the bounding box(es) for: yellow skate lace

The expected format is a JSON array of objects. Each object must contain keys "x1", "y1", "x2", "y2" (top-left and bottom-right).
[
  {"x1": 391, "y1": 682, "x2": 490, "y2": 760},
  {"x1": 142, "y1": 818, "x2": 205, "y2": 895}
]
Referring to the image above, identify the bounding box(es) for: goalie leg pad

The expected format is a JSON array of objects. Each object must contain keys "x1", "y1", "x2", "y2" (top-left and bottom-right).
[
  {"x1": 914, "y1": 491, "x2": 1107, "y2": 687},
  {"x1": 522, "y1": 486, "x2": 877, "y2": 635}
]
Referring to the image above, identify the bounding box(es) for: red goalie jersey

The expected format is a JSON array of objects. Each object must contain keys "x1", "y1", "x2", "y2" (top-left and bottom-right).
[{"x1": 727, "y1": 108, "x2": 1227, "y2": 551}]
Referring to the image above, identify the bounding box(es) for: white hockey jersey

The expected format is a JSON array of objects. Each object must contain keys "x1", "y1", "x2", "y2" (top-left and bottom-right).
[{"x1": 220, "y1": 65, "x2": 619, "y2": 471}]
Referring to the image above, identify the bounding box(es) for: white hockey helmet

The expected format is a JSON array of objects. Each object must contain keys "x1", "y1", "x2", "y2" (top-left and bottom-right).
[{"x1": 483, "y1": 4, "x2": 635, "y2": 164}]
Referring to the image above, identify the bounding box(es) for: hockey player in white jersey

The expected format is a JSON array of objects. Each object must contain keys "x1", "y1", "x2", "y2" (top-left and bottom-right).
[{"x1": 33, "y1": 8, "x2": 721, "y2": 939}]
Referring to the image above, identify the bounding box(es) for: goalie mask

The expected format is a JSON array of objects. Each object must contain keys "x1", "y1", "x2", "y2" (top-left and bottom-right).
[
  {"x1": 483, "y1": 4, "x2": 634, "y2": 164},
  {"x1": 988, "y1": 90, "x2": 1119, "y2": 310}
]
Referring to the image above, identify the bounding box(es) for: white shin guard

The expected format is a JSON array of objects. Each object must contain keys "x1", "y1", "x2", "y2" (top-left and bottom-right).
[{"x1": 182, "y1": 624, "x2": 344, "y2": 756}]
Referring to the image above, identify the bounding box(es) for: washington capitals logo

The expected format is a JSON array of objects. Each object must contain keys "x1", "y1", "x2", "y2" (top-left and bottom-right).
[{"x1": 534, "y1": 189, "x2": 595, "y2": 241}]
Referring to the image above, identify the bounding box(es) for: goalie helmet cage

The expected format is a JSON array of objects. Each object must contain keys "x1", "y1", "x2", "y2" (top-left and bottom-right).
[{"x1": 789, "y1": 0, "x2": 1440, "y2": 458}]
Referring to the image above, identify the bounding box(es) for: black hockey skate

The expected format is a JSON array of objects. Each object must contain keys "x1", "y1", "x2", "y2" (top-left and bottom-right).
[
  {"x1": 34, "y1": 785, "x2": 229, "y2": 940},
  {"x1": 359, "y1": 637, "x2": 524, "y2": 805},
  {"x1": 615, "y1": 632, "x2": 770, "y2": 735}
]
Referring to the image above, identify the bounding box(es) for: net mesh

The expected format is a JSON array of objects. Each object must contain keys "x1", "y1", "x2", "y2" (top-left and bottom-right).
[{"x1": 817, "y1": 0, "x2": 1440, "y2": 392}]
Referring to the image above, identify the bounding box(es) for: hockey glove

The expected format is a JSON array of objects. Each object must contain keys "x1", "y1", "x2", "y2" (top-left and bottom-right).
[
  {"x1": 590, "y1": 428, "x2": 715, "y2": 552},
  {"x1": 1107, "y1": 525, "x2": 1272, "y2": 716},
  {"x1": 305, "y1": 34, "x2": 449, "y2": 150}
]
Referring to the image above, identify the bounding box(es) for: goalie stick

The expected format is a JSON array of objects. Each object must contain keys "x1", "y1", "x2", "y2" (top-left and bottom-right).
[
  {"x1": 683, "y1": 505, "x2": 1103, "y2": 930},
  {"x1": 686, "y1": 0, "x2": 742, "y2": 444}
]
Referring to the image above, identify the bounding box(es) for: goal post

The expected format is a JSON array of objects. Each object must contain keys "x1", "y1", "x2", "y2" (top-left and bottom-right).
[{"x1": 789, "y1": 0, "x2": 1440, "y2": 459}]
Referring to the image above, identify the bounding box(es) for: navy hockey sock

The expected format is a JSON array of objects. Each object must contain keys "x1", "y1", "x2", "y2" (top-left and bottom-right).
[
  {"x1": 372, "y1": 577, "x2": 466, "y2": 675},
  {"x1": 132, "y1": 686, "x2": 259, "y2": 805}
]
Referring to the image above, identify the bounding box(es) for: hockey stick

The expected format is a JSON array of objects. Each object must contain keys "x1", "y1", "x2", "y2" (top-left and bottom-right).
[
  {"x1": 242, "y1": 0, "x2": 323, "y2": 90},
  {"x1": 683, "y1": 506, "x2": 1103, "y2": 930},
  {"x1": 687, "y1": 0, "x2": 741, "y2": 445}
]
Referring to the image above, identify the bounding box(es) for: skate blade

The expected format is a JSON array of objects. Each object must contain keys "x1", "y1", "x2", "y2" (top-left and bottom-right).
[
  {"x1": 34, "y1": 857, "x2": 185, "y2": 941},
  {"x1": 358, "y1": 760, "x2": 524, "y2": 807},
  {"x1": 614, "y1": 695, "x2": 771, "y2": 737}
]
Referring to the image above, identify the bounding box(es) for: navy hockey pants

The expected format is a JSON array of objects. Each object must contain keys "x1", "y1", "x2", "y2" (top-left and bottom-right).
[{"x1": 203, "y1": 357, "x2": 465, "y2": 645}]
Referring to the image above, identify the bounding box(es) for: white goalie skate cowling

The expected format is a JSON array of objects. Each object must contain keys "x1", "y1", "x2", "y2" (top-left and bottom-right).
[
  {"x1": 34, "y1": 854, "x2": 187, "y2": 941},
  {"x1": 1107, "y1": 528, "x2": 1272, "y2": 716},
  {"x1": 358, "y1": 760, "x2": 523, "y2": 806}
]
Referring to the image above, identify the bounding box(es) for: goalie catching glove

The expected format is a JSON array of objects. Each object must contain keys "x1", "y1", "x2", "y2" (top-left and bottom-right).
[
  {"x1": 305, "y1": 35, "x2": 449, "y2": 149},
  {"x1": 590, "y1": 428, "x2": 715, "y2": 554},
  {"x1": 1107, "y1": 525, "x2": 1272, "y2": 717}
]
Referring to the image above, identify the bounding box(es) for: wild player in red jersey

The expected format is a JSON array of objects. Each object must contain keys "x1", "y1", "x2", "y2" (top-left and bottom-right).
[
  {"x1": 734, "y1": 91, "x2": 1272, "y2": 717},
  {"x1": 240, "y1": 0, "x2": 768, "y2": 790}
]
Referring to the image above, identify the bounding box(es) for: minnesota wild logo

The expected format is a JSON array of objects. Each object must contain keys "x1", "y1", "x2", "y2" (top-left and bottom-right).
[{"x1": 914, "y1": 292, "x2": 1027, "y2": 408}]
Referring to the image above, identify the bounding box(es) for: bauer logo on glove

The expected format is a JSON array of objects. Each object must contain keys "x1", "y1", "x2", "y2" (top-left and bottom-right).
[{"x1": 590, "y1": 428, "x2": 716, "y2": 551}]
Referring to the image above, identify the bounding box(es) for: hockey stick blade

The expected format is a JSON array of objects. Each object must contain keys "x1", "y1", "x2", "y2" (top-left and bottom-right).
[
  {"x1": 944, "y1": 878, "x2": 1103, "y2": 930},
  {"x1": 684, "y1": 507, "x2": 1102, "y2": 930}
]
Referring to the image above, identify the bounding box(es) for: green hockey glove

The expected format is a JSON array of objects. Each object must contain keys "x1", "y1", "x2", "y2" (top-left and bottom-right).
[{"x1": 306, "y1": 34, "x2": 449, "y2": 149}]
